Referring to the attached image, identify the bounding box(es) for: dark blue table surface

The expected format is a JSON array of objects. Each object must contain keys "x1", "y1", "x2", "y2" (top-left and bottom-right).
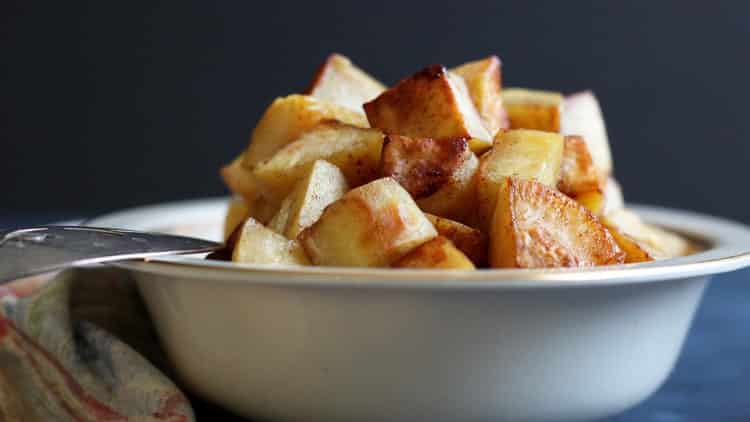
[{"x1": 2, "y1": 214, "x2": 748, "y2": 421}]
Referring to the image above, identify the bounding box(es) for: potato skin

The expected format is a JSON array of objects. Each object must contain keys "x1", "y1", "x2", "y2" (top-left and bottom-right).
[
  {"x1": 305, "y1": 53, "x2": 385, "y2": 111},
  {"x1": 490, "y1": 178, "x2": 625, "y2": 268},
  {"x1": 425, "y1": 213, "x2": 487, "y2": 266},
  {"x1": 394, "y1": 236, "x2": 475, "y2": 270},
  {"x1": 380, "y1": 135, "x2": 479, "y2": 224},
  {"x1": 451, "y1": 55, "x2": 508, "y2": 136},
  {"x1": 364, "y1": 65, "x2": 490, "y2": 142},
  {"x1": 298, "y1": 178, "x2": 437, "y2": 267}
]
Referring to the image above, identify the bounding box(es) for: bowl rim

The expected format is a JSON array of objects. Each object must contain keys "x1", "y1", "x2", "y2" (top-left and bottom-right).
[{"x1": 86, "y1": 197, "x2": 750, "y2": 289}]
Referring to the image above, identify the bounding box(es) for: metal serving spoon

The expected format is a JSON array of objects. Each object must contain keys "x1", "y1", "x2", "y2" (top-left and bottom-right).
[{"x1": 0, "y1": 226, "x2": 221, "y2": 283}]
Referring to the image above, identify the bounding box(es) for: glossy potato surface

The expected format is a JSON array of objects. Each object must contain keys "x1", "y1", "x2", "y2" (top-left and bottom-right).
[
  {"x1": 299, "y1": 178, "x2": 437, "y2": 267},
  {"x1": 490, "y1": 178, "x2": 625, "y2": 268}
]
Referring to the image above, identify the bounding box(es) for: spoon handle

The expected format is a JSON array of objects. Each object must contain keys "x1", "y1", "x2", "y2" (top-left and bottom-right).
[{"x1": 0, "y1": 226, "x2": 220, "y2": 283}]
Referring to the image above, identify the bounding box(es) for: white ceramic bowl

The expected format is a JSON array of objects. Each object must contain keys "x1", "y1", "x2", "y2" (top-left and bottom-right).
[{"x1": 88, "y1": 198, "x2": 750, "y2": 422}]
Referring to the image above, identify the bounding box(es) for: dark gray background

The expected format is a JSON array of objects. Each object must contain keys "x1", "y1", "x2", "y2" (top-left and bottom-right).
[{"x1": 2, "y1": 1, "x2": 749, "y2": 222}]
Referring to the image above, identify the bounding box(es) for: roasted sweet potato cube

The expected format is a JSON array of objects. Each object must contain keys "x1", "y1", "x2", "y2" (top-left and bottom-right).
[
  {"x1": 364, "y1": 65, "x2": 491, "y2": 147},
  {"x1": 393, "y1": 236, "x2": 475, "y2": 270},
  {"x1": 477, "y1": 129, "x2": 564, "y2": 231},
  {"x1": 561, "y1": 91, "x2": 613, "y2": 176},
  {"x1": 451, "y1": 56, "x2": 508, "y2": 137},
  {"x1": 502, "y1": 88, "x2": 562, "y2": 132},
  {"x1": 241, "y1": 94, "x2": 368, "y2": 168},
  {"x1": 381, "y1": 135, "x2": 478, "y2": 224},
  {"x1": 298, "y1": 178, "x2": 437, "y2": 267},
  {"x1": 490, "y1": 178, "x2": 625, "y2": 268},
  {"x1": 305, "y1": 53, "x2": 386, "y2": 112},
  {"x1": 424, "y1": 213, "x2": 487, "y2": 266},
  {"x1": 231, "y1": 218, "x2": 310, "y2": 266},
  {"x1": 267, "y1": 160, "x2": 349, "y2": 239},
  {"x1": 558, "y1": 135, "x2": 604, "y2": 197},
  {"x1": 253, "y1": 121, "x2": 384, "y2": 203}
]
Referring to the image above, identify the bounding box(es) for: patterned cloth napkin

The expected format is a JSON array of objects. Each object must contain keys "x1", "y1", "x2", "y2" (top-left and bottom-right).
[{"x1": 0, "y1": 267, "x2": 199, "y2": 421}]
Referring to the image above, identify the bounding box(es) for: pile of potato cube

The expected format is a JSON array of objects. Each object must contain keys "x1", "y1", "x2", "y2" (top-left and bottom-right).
[{"x1": 218, "y1": 54, "x2": 691, "y2": 270}]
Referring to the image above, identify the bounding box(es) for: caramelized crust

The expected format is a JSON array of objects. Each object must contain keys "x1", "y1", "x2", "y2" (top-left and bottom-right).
[
  {"x1": 364, "y1": 65, "x2": 490, "y2": 142},
  {"x1": 604, "y1": 224, "x2": 654, "y2": 263},
  {"x1": 381, "y1": 135, "x2": 470, "y2": 198},
  {"x1": 490, "y1": 178, "x2": 625, "y2": 268},
  {"x1": 394, "y1": 236, "x2": 475, "y2": 270},
  {"x1": 425, "y1": 213, "x2": 487, "y2": 266},
  {"x1": 558, "y1": 135, "x2": 604, "y2": 197}
]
